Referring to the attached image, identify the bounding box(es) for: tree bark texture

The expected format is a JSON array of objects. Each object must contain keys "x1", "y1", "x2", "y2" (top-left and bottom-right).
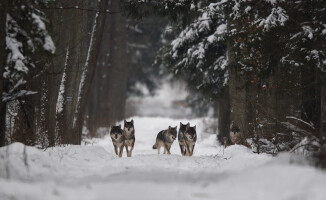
[
  {"x1": 72, "y1": 0, "x2": 109, "y2": 144},
  {"x1": 0, "y1": 0, "x2": 8, "y2": 146},
  {"x1": 87, "y1": 0, "x2": 128, "y2": 137}
]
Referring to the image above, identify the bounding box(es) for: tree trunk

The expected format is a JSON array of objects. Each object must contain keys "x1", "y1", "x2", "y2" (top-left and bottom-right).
[
  {"x1": 320, "y1": 73, "x2": 326, "y2": 137},
  {"x1": 86, "y1": 7, "x2": 113, "y2": 137},
  {"x1": 54, "y1": 0, "x2": 93, "y2": 145},
  {"x1": 107, "y1": 0, "x2": 128, "y2": 126},
  {"x1": 229, "y1": 67, "x2": 249, "y2": 137},
  {"x1": 72, "y1": 0, "x2": 109, "y2": 144},
  {"x1": 86, "y1": 0, "x2": 128, "y2": 137},
  {"x1": 217, "y1": 86, "x2": 230, "y2": 144},
  {"x1": 0, "y1": 0, "x2": 7, "y2": 146}
]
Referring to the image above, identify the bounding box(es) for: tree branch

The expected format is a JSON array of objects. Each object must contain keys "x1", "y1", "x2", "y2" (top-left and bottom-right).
[{"x1": 43, "y1": 6, "x2": 121, "y2": 14}]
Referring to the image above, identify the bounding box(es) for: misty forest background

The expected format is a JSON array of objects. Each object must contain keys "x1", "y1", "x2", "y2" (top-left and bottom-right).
[{"x1": 0, "y1": 0, "x2": 326, "y2": 166}]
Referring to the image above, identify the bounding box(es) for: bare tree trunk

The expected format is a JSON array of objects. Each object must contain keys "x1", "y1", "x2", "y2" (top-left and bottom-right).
[
  {"x1": 0, "y1": 0, "x2": 7, "y2": 146},
  {"x1": 107, "y1": 0, "x2": 128, "y2": 126},
  {"x1": 217, "y1": 86, "x2": 230, "y2": 144},
  {"x1": 86, "y1": 7, "x2": 112, "y2": 137},
  {"x1": 72, "y1": 0, "x2": 109, "y2": 144},
  {"x1": 44, "y1": 0, "x2": 73, "y2": 146},
  {"x1": 320, "y1": 73, "x2": 326, "y2": 137},
  {"x1": 86, "y1": 0, "x2": 128, "y2": 137},
  {"x1": 53, "y1": 0, "x2": 93, "y2": 145},
  {"x1": 229, "y1": 67, "x2": 249, "y2": 137}
]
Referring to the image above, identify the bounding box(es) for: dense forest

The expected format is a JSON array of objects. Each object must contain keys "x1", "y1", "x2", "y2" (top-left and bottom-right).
[
  {"x1": 1, "y1": 1, "x2": 326, "y2": 199},
  {"x1": 1, "y1": 0, "x2": 326, "y2": 166}
]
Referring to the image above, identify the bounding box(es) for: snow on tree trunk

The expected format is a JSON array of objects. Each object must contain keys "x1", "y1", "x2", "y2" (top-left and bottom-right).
[
  {"x1": 52, "y1": 0, "x2": 92, "y2": 145},
  {"x1": 72, "y1": 0, "x2": 109, "y2": 144}
]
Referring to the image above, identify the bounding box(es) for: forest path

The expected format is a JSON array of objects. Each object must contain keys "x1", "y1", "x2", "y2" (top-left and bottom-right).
[{"x1": 1, "y1": 117, "x2": 326, "y2": 200}]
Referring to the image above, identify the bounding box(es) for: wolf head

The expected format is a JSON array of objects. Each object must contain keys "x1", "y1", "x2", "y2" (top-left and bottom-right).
[
  {"x1": 110, "y1": 125, "x2": 123, "y2": 140},
  {"x1": 179, "y1": 122, "x2": 190, "y2": 134},
  {"x1": 167, "y1": 126, "x2": 177, "y2": 141},
  {"x1": 185, "y1": 125, "x2": 197, "y2": 140},
  {"x1": 230, "y1": 122, "x2": 240, "y2": 135},
  {"x1": 124, "y1": 119, "x2": 134, "y2": 132}
]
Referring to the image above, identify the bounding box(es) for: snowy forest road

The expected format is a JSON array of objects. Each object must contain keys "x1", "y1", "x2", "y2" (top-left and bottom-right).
[{"x1": 1, "y1": 117, "x2": 326, "y2": 200}]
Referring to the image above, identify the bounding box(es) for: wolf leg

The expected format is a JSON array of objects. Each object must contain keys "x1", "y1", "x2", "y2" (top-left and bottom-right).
[
  {"x1": 125, "y1": 145, "x2": 130, "y2": 157},
  {"x1": 167, "y1": 144, "x2": 172, "y2": 155},
  {"x1": 164, "y1": 144, "x2": 171, "y2": 155},
  {"x1": 114, "y1": 144, "x2": 118, "y2": 155},
  {"x1": 184, "y1": 142, "x2": 190, "y2": 156},
  {"x1": 163, "y1": 148, "x2": 166, "y2": 154},
  {"x1": 190, "y1": 144, "x2": 195, "y2": 156},
  {"x1": 158, "y1": 146, "x2": 160, "y2": 154},
  {"x1": 186, "y1": 143, "x2": 191, "y2": 156},
  {"x1": 118, "y1": 145, "x2": 124, "y2": 158},
  {"x1": 129, "y1": 142, "x2": 134, "y2": 157},
  {"x1": 179, "y1": 144, "x2": 185, "y2": 156}
]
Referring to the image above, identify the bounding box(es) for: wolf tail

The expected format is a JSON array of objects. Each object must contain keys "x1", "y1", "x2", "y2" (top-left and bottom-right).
[{"x1": 152, "y1": 143, "x2": 157, "y2": 149}]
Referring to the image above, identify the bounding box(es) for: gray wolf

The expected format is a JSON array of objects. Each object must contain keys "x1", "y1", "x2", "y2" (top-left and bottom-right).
[
  {"x1": 110, "y1": 125, "x2": 124, "y2": 157},
  {"x1": 123, "y1": 119, "x2": 135, "y2": 157},
  {"x1": 230, "y1": 122, "x2": 250, "y2": 148},
  {"x1": 183, "y1": 125, "x2": 197, "y2": 156},
  {"x1": 178, "y1": 122, "x2": 189, "y2": 156},
  {"x1": 152, "y1": 126, "x2": 177, "y2": 154}
]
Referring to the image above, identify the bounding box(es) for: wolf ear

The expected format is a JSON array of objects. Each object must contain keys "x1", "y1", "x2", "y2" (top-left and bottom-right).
[
  {"x1": 193, "y1": 125, "x2": 196, "y2": 130},
  {"x1": 118, "y1": 124, "x2": 121, "y2": 128},
  {"x1": 174, "y1": 126, "x2": 177, "y2": 129},
  {"x1": 131, "y1": 119, "x2": 134, "y2": 124},
  {"x1": 187, "y1": 122, "x2": 190, "y2": 126},
  {"x1": 168, "y1": 126, "x2": 171, "y2": 130},
  {"x1": 180, "y1": 122, "x2": 182, "y2": 127},
  {"x1": 124, "y1": 120, "x2": 127, "y2": 124}
]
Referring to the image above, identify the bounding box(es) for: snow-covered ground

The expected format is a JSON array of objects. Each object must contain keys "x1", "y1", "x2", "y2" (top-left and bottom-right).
[{"x1": 1, "y1": 117, "x2": 326, "y2": 200}]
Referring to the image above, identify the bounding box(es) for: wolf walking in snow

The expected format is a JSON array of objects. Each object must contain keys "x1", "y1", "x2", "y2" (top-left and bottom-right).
[
  {"x1": 183, "y1": 125, "x2": 197, "y2": 156},
  {"x1": 178, "y1": 122, "x2": 189, "y2": 156},
  {"x1": 123, "y1": 119, "x2": 135, "y2": 157},
  {"x1": 110, "y1": 125, "x2": 124, "y2": 157},
  {"x1": 153, "y1": 126, "x2": 177, "y2": 154}
]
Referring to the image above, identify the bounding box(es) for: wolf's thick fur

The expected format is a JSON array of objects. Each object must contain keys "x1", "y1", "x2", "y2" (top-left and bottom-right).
[
  {"x1": 153, "y1": 126, "x2": 177, "y2": 154},
  {"x1": 123, "y1": 119, "x2": 135, "y2": 157},
  {"x1": 178, "y1": 122, "x2": 189, "y2": 156},
  {"x1": 183, "y1": 125, "x2": 197, "y2": 156},
  {"x1": 229, "y1": 122, "x2": 250, "y2": 148},
  {"x1": 110, "y1": 125, "x2": 124, "y2": 157}
]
